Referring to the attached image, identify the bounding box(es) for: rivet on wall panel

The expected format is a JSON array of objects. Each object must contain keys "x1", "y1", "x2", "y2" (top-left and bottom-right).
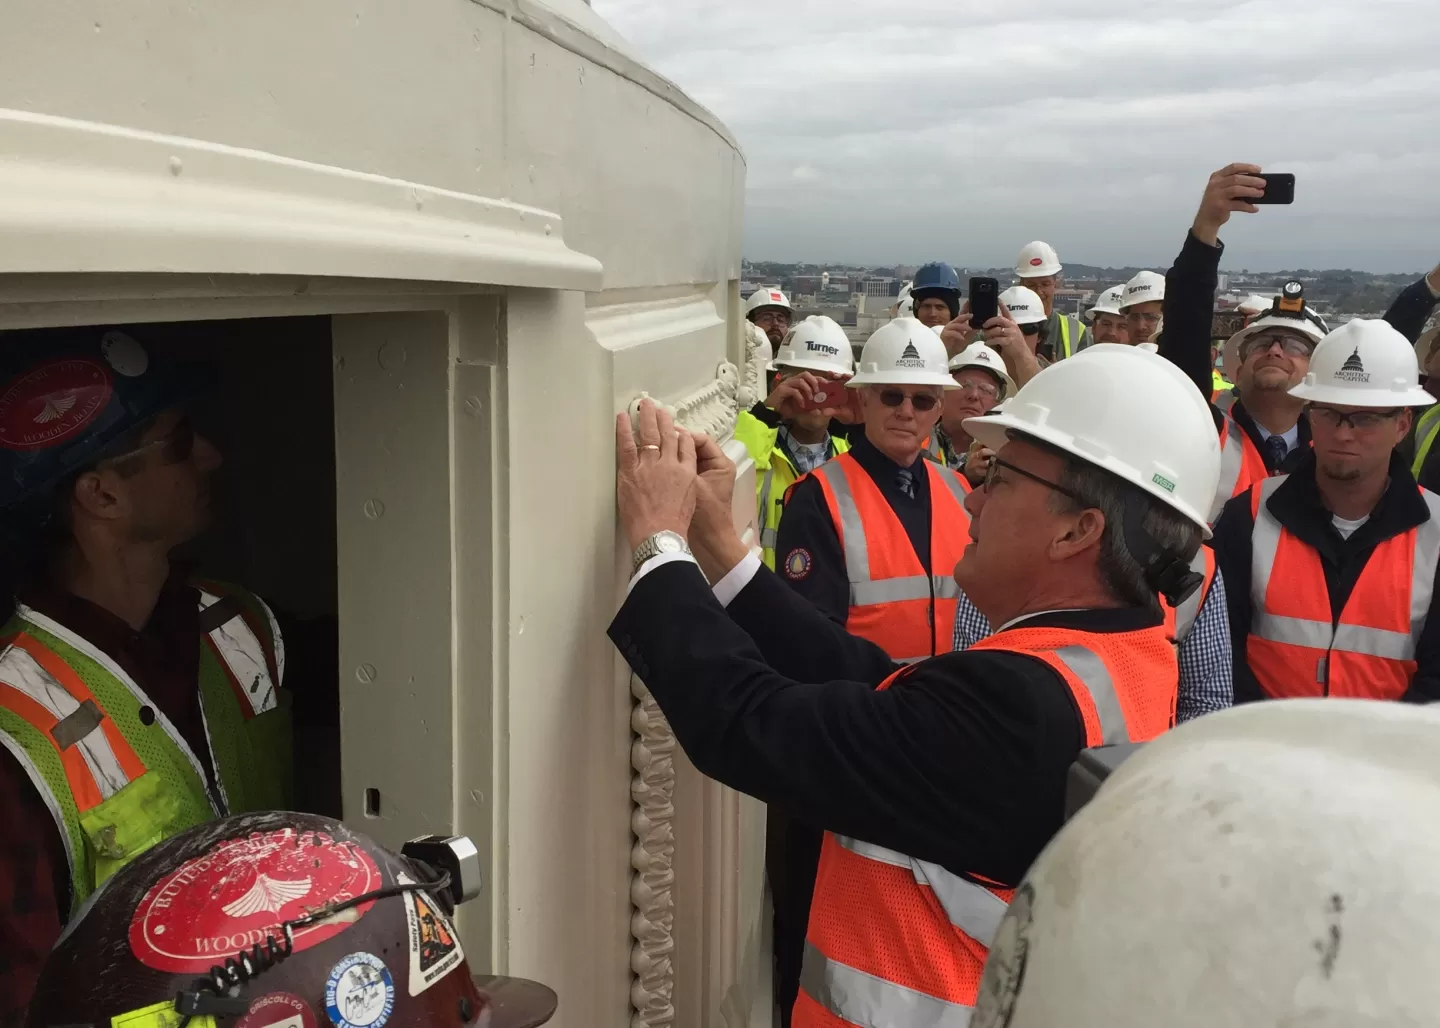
[
  {"x1": 363, "y1": 498, "x2": 386, "y2": 520},
  {"x1": 356, "y1": 663, "x2": 377, "y2": 683},
  {"x1": 377, "y1": 341, "x2": 407, "y2": 372}
]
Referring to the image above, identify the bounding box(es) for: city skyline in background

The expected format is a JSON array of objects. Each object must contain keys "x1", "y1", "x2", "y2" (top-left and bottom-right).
[{"x1": 592, "y1": 0, "x2": 1440, "y2": 274}]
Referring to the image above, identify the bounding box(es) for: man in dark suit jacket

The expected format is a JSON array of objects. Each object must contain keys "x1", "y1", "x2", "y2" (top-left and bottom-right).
[{"x1": 610, "y1": 340, "x2": 1221, "y2": 1027}]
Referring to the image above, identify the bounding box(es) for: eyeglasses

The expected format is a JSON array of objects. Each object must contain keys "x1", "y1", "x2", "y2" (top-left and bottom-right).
[
  {"x1": 983, "y1": 457, "x2": 1084, "y2": 505},
  {"x1": 754, "y1": 311, "x2": 791, "y2": 328},
  {"x1": 1129, "y1": 312, "x2": 1162, "y2": 326},
  {"x1": 952, "y1": 375, "x2": 1000, "y2": 398},
  {"x1": 1241, "y1": 334, "x2": 1314, "y2": 360},
  {"x1": 97, "y1": 416, "x2": 196, "y2": 469},
  {"x1": 877, "y1": 388, "x2": 940, "y2": 412},
  {"x1": 1019, "y1": 322, "x2": 1042, "y2": 336},
  {"x1": 1305, "y1": 405, "x2": 1405, "y2": 431}
]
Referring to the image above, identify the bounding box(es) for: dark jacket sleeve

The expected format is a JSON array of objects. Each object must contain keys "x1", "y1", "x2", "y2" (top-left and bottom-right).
[
  {"x1": 608, "y1": 560, "x2": 1082, "y2": 880},
  {"x1": 1383, "y1": 277, "x2": 1440, "y2": 344},
  {"x1": 1160, "y1": 230, "x2": 1225, "y2": 399},
  {"x1": 725, "y1": 562, "x2": 897, "y2": 686},
  {"x1": 773, "y1": 475, "x2": 850, "y2": 626},
  {"x1": 1211, "y1": 492, "x2": 1265, "y2": 704}
]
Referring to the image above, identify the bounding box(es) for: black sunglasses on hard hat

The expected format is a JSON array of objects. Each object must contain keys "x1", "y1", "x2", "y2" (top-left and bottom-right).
[{"x1": 878, "y1": 388, "x2": 940, "y2": 412}]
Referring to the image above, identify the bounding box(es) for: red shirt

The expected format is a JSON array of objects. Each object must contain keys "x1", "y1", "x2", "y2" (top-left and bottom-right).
[{"x1": 0, "y1": 576, "x2": 207, "y2": 1022}]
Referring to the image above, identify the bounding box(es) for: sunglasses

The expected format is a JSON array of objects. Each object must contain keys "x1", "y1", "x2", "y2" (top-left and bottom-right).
[
  {"x1": 1241, "y1": 334, "x2": 1314, "y2": 360},
  {"x1": 1019, "y1": 322, "x2": 1042, "y2": 336},
  {"x1": 1306, "y1": 405, "x2": 1404, "y2": 431},
  {"x1": 983, "y1": 457, "x2": 1083, "y2": 504},
  {"x1": 878, "y1": 388, "x2": 940, "y2": 412}
]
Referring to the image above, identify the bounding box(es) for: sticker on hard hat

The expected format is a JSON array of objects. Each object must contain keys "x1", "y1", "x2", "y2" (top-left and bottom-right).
[
  {"x1": 769, "y1": 292, "x2": 783, "y2": 301},
  {"x1": 236, "y1": 994, "x2": 318, "y2": 1028},
  {"x1": 1151, "y1": 473, "x2": 1176, "y2": 494},
  {"x1": 398, "y1": 872, "x2": 465, "y2": 995},
  {"x1": 805, "y1": 342, "x2": 840, "y2": 357},
  {"x1": 101, "y1": 331, "x2": 151, "y2": 378},
  {"x1": 1029, "y1": 258, "x2": 1043, "y2": 266},
  {"x1": 111, "y1": 999, "x2": 216, "y2": 1028},
  {"x1": 0, "y1": 358, "x2": 113, "y2": 451},
  {"x1": 1335, "y1": 348, "x2": 1370, "y2": 384},
  {"x1": 897, "y1": 341, "x2": 925, "y2": 368},
  {"x1": 127, "y1": 828, "x2": 382, "y2": 973},
  {"x1": 325, "y1": 953, "x2": 395, "y2": 1028}
]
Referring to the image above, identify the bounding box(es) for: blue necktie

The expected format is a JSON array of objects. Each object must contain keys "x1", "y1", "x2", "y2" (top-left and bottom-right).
[
  {"x1": 895, "y1": 468, "x2": 916, "y2": 500},
  {"x1": 1263, "y1": 435, "x2": 1288, "y2": 470}
]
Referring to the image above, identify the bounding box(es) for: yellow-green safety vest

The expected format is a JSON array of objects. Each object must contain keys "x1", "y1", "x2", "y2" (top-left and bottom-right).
[
  {"x1": 1051, "y1": 310, "x2": 1086, "y2": 360},
  {"x1": 733, "y1": 411, "x2": 850, "y2": 569},
  {"x1": 0, "y1": 581, "x2": 292, "y2": 914},
  {"x1": 1413, "y1": 404, "x2": 1440, "y2": 478}
]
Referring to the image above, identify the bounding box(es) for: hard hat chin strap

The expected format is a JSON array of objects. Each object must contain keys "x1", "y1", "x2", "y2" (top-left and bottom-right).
[{"x1": 1119, "y1": 497, "x2": 1202, "y2": 608}]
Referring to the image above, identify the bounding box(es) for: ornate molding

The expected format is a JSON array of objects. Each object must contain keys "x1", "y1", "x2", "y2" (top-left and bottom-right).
[
  {"x1": 625, "y1": 364, "x2": 742, "y2": 1028},
  {"x1": 736, "y1": 321, "x2": 771, "y2": 412}
]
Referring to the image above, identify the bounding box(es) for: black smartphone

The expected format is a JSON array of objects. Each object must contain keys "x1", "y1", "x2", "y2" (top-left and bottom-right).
[
  {"x1": 969, "y1": 277, "x2": 999, "y2": 329},
  {"x1": 1253, "y1": 173, "x2": 1295, "y2": 205}
]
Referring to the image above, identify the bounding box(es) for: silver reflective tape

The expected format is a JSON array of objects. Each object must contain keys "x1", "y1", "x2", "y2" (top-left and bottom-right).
[
  {"x1": 1054, "y1": 645, "x2": 1131, "y2": 744},
  {"x1": 851, "y1": 575, "x2": 934, "y2": 606},
  {"x1": 800, "y1": 942, "x2": 974, "y2": 1028},
  {"x1": 932, "y1": 576, "x2": 961, "y2": 601},
  {"x1": 199, "y1": 591, "x2": 277, "y2": 716},
  {"x1": 1171, "y1": 549, "x2": 1208, "y2": 642},
  {"x1": 760, "y1": 526, "x2": 778, "y2": 549},
  {"x1": 1410, "y1": 492, "x2": 1440, "y2": 649},
  {"x1": 834, "y1": 836, "x2": 1010, "y2": 948},
  {"x1": 1248, "y1": 476, "x2": 1287, "y2": 610},
  {"x1": 817, "y1": 462, "x2": 871, "y2": 584},
  {"x1": 1253, "y1": 614, "x2": 1415, "y2": 661},
  {"x1": 1211, "y1": 419, "x2": 1247, "y2": 523},
  {"x1": 933, "y1": 466, "x2": 972, "y2": 512}
]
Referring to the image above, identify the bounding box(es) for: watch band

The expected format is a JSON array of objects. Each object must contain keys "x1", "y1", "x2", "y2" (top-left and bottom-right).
[{"x1": 631, "y1": 530, "x2": 690, "y2": 576}]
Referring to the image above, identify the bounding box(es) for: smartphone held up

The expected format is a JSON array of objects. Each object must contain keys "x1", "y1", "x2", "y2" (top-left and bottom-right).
[
  {"x1": 1252, "y1": 172, "x2": 1295, "y2": 205},
  {"x1": 969, "y1": 277, "x2": 999, "y2": 329}
]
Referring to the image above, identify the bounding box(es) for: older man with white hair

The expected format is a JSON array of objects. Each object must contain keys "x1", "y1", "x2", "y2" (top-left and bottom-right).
[{"x1": 609, "y1": 343, "x2": 1221, "y2": 1027}]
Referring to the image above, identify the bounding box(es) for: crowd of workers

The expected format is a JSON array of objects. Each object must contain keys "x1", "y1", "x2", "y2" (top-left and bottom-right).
[{"x1": 612, "y1": 162, "x2": 1440, "y2": 1025}]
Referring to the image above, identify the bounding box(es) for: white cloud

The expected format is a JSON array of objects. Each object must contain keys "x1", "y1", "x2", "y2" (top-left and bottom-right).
[{"x1": 591, "y1": 0, "x2": 1440, "y2": 272}]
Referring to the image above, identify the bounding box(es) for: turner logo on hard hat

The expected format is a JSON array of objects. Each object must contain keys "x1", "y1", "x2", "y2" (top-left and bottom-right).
[
  {"x1": 128, "y1": 828, "x2": 382, "y2": 973},
  {"x1": 0, "y1": 358, "x2": 113, "y2": 451},
  {"x1": 805, "y1": 341, "x2": 840, "y2": 357},
  {"x1": 897, "y1": 341, "x2": 924, "y2": 368},
  {"x1": 1335, "y1": 348, "x2": 1369, "y2": 384}
]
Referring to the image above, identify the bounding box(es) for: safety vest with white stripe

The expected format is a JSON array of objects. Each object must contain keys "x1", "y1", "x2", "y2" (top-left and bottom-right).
[
  {"x1": 733, "y1": 411, "x2": 850, "y2": 570},
  {"x1": 810, "y1": 454, "x2": 972, "y2": 663},
  {"x1": 0, "y1": 581, "x2": 292, "y2": 914},
  {"x1": 1411, "y1": 404, "x2": 1440, "y2": 480},
  {"x1": 1167, "y1": 546, "x2": 1218, "y2": 645},
  {"x1": 1209, "y1": 411, "x2": 1271, "y2": 524},
  {"x1": 793, "y1": 623, "x2": 1178, "y2": 1028},
  {"x1": 1247, "y1": 477, "x2": 1440, "y2": 699}
]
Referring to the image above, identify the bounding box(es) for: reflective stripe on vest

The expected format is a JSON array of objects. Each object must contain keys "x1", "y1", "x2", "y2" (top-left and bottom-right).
[
  {"x1": 1412, "y1": 405, "x2": 1440, "y2": 479},
  {"x1": 794, "y1": 626, "x2": 1178, "y2": 1028},
  {"x1": 1247, "y1": 476, "x2": 1440, "y2": 698},
  {"x1": 1214, "y1": 386, "x2": 1237, "y2": 412},
  {"x1": 1167, "y1": 547, "x2": 1216, "y2": 644},
  {"x1": 198, "y1": 589, "x2": 282, "y2": 717},
  {"x1": 1210, "y1": 413, "x2": 1269, "y2": 524},
  {"x1": 756, "y1": 433, "x2": 850, "y2": 570},
  {"x1": 812, "y1": 455, "x2": 972, "y2": 663}
]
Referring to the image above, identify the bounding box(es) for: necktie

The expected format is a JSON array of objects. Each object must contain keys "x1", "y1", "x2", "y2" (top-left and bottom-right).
[
  {"x1": 1263, "y1": 435, "x2": 1288, "y2": 470},
  {"x1": 895, "y1": 468, "x2": 916, "y2": 500}
]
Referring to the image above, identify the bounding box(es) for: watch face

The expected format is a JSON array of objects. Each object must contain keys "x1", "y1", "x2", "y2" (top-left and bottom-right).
[{"x1": 657, "y1": 532, "x2": 685, "y2": 554}]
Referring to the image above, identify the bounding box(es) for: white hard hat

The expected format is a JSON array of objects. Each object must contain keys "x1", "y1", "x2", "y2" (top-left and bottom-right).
[
  {"x1": 974, "y1": 700, "x2": 1440, "y2": 1027},
  {"x1": 745, "y1": 287, "x2": 793, "y2": 318},
  {"x1": 1015, "y1": 241, "x2": 1061, "y2": 279},
  {"x1": 1289, "y1": 318, "x2": 1435, "y2": 407},
  {"x1": 948, "y1": 341, "x2": 1017, "y2": 399},
  {"x1": 896, "y1": 295, "x2": 915, "y2": 318},
  {"x1": 848, "y1": 317, "x2": 958, "y2": 389},
  {"x1": 898, "y1": 283, "x2": 913, "y2": 302},
  {"x1": 768, "y1": 315, "x2": 854, "y2": 375},
  {"x1": 1000, "y1": 286, "x2": 1047, "y2": 326},
  {"x1": 1222, "y1": 305, "x2": 1328, "y2": 381},
  {"x1": 1237, "y1": 293, "x2": 1276, "y2": 315},
  {"x1": 964, "y1": 344, "x2": 1220, "y2": 534},
  {"x1": 1120, "y1": 270, "x2": 1165, "y2": 310},
  {"x1": 1084, "y1": 286, "x2": 1126, "y2": 322}
]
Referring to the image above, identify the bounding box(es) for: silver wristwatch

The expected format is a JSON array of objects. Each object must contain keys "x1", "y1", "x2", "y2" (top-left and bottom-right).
[{"x1": 632, "y1": 530, "x2": 691, "y2": 575}]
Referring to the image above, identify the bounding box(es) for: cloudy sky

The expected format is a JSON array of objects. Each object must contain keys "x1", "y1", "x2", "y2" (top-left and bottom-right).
[{"x1": 592, "y1": 0, "x2": 1440, "y2": 273}]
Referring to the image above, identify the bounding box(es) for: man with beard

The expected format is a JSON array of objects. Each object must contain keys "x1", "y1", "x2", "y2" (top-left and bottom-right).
[
  {"x1": 1212, "y1": 319, "x2": 1440, "y2": 703},
  {"x1": 1085, "y1": 286, "x2": 1130, "y2": 347},
  {"x1": 746, "y1": 287, "x2": 795, "y2": 349}
]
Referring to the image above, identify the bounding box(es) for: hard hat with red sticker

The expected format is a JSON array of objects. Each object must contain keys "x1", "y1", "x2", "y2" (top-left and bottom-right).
[
  {"x1": 0, "y1": 327, "x2": 216, "y2": 512},
  {"x1": 28, "y1": 811, "x2": 558, "y2": 1028}
]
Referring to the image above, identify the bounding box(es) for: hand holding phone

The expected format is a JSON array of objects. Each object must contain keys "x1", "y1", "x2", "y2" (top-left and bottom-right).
[
  {"x1": 1252, "y1": 173, "x2": 1295, "y2": 205},
  {"x1": 969, "y1": 277, "x2": 999, "y2": 329},
  {"x1": 794, "y1": 375, "x2": 851, "y2": 413}
]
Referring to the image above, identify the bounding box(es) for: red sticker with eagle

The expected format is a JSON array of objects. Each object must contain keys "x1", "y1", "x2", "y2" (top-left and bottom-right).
[
  {"x1": 0, "y1": 358, "x2": 113, "y2": 451},
  {"x1": 128, "y1": 828, "x2": 382, "y2": 973}
]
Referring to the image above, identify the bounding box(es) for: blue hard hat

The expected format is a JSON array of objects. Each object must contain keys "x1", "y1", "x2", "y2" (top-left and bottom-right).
[
  {"x1": 0, "y1": 327, "x2": 215, "y2": 510},
  {"x1": 911, "y1": 262, "x2": 961, "y2": 316}
]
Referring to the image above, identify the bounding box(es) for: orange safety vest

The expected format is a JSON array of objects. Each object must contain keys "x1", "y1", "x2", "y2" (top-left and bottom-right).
[
  {"x1": 1166, "y1": 546, "x2": 1218, "y2": 645},
  {"x1": 810, "y1": 454, "x2": 972, "y2": 663},
  {"x1": 1247, "y1": 476, "x2": 1440, "y2": 699},
  {"x1": 1209, "y1": 411, "x2": 1270, "y2": 525},
  {"x1": 793, "y1": 624, "x2": 1178, "y2": 1028}
]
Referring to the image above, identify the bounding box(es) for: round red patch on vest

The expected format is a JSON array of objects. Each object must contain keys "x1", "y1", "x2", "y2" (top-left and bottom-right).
[
  {"x1": 236, "y1": 993, "x2": 318, "y2": 1028},
  {"x1": 128, "y1": 828, "x2": 381, "y2": 973},
  {"x1": 0, "y1": 359, "x2": 113, "y2": 451}
]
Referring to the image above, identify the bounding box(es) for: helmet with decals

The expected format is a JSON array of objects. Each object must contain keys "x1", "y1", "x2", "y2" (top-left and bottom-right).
[
  {"x1": 0, "y1": 326, "x2": 215, "y2": 511},
  {"x1": 27, "y1": 811, "x2": 557, "y2": 1028}
]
